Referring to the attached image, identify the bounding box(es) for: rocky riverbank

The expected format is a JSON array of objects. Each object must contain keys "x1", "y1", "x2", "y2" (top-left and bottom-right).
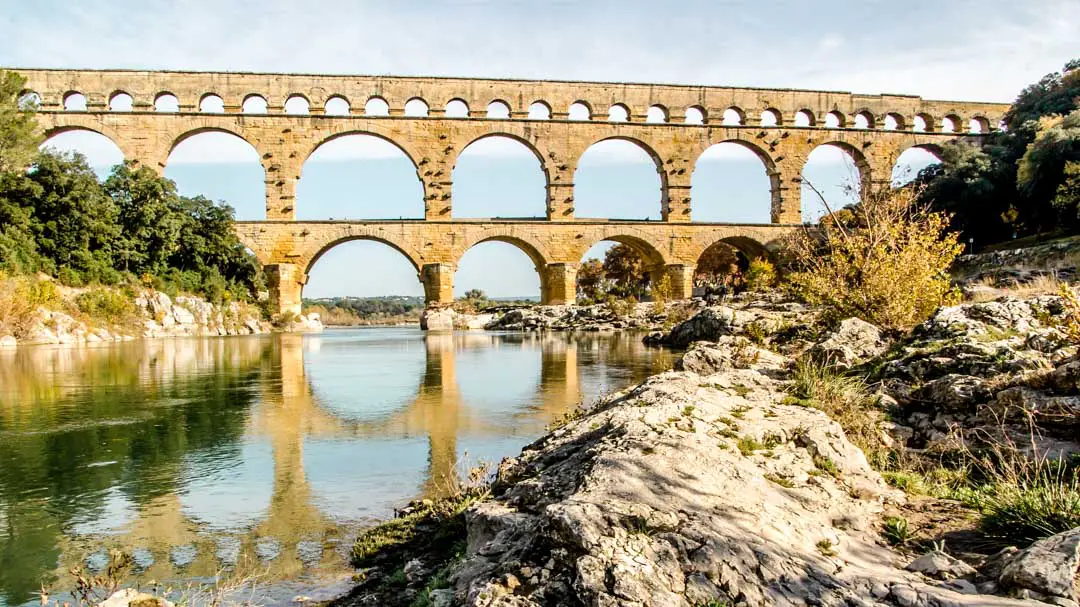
[
  {"x1": 421, "y1": 300, "x2": 704, "y2": 333},
  {"x1": 338, "y1": 290, "x2": 1080, "y2": 607},
  {"x1": 0, "y1": 282, "x2": 323, "y2": 348}
]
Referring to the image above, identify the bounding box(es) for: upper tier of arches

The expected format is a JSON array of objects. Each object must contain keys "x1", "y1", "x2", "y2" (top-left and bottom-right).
[{"x1": 18, "y1": 69, "x2": 1009, "y2": 135}]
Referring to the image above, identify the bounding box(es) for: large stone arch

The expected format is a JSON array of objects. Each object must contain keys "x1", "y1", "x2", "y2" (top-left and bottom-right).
[
  {"x1": 452, "y1": 133, "x2": 552, "y2": 219},
  {"x1": 303, "y1": 232, "x2": 424, "y2": 276},
  {"x1": 168, "y1": 126, "x2": 260, "y2": 163},
  {"x1": 574, "y1": 136, "x2": 668, "y2": 220},
  {"x1": 689, "y1": 138, "x2": 779, "y2": 223},
  {"x1": 453, "y1": 229, "x2": 553, "y2": 270},
  {"x1": 302, "y1": 129, "x2": 421, "y2": 172}
]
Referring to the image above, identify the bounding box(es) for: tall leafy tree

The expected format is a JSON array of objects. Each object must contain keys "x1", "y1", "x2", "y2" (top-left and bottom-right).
[{"x1": 0, "y1": 71, "x2": 41, "y2": 175}]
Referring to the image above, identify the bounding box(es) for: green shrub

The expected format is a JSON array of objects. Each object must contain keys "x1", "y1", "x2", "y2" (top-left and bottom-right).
[
  {"x1": 0, "y1": 273, "x2": 58, "y2": 337},
  {"x1": 75, "y1": 288, "x2": 136, "y2": 325},
  {"x1": 744, "y1": 258, "x2": 777, "y2": 292},
  {"x1": 971, "y1": 462, "x2": 1080, "y2": 547}
]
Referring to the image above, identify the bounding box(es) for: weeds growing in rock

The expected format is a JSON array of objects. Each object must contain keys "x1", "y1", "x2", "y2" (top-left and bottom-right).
[
  {"x1": 74, "y1": 287, "x2": 138, "y2": 326},
  {"x1": 882, "y1": 516, "x2": 913, "y2": 547},
  {"x1": 816, "y1": 539, "x2": 838, "y2": 557},
  {"x1": 1059, "y1": 282, "x2": 1080, "y2": 344},
  {"x1": 787, "y1": 358, "x2": 883, "y2": 461},
  {"x1": 783, "y1": 184, "x2": 962, "y2": 331}
]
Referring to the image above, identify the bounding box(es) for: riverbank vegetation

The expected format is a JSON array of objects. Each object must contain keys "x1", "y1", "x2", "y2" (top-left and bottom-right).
[{"x1": 0, "y1": 71, "x2": 265, "y2": 337}]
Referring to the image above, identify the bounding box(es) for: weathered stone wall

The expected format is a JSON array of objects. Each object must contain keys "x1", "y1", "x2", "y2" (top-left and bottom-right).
[{"x1": 13, "y1": 68, "x2": 1010, "y2": 315}]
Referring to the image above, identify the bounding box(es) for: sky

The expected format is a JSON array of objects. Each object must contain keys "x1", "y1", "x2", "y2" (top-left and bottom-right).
[{"x1": 5, "y1": 0, "x2": 1078, "y2": 298}]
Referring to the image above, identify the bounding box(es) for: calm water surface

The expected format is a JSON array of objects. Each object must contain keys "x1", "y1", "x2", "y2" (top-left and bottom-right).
[{"x1": 0, "y1": 328, "x2": 676, "y2": 606}]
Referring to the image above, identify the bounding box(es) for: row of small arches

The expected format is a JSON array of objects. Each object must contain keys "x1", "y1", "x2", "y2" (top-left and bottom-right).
[{"x1": 24, "y1": 89, "x2": 998, "y2": 134}]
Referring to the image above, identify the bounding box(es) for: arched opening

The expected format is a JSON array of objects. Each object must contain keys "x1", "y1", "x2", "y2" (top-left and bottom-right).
[
  {"x1": 941, "y1": 115, "x2": 960, "y2": 133},
  {"x1": 824, "y1": 111, "x2": 845, "y2": 129},
  {"x1": 694, "y1": 238, "x2": 766, "y2": 293},
  {"x1": 800, "y1": 143, "x2": 864, "y2": 223},
  {"x1": 445, "y1": 99, "x2": 469, "y2": 118},
  {"x1": 969, "y1": 117, "x2": 989, "y2": 134},
  {"x1": 285, "y1": 95, "x2": 310, "y2": 115},
  {"x1": 487, "y1": 100, "x2": 511, "y2": 119},
  {"x1": 164, "y1": 130, "x2": 265, "y2": 220},
  {"x1": 242, "y1": 95, "x2": 268, "y2": 114},
  {"x1": 913, "y1": 114, "x2": 931, "y2": 132},
  {"x1": 453, "y1": 136, "x2": 546, "y2": 219},
  {"x1": 64, "y1": 92, "x2": 87, "y2": 111},
  {"x1": 154, "y1": 93, "x2": 179, "y2": 112},
  {"x1": 109, "y1": 92, "x2": 132, "y2": 112},
  {"x1": 40, "y1": 129, "x2": 124, "y2": 179},
  {"x1": 574, "y1": 139, "x2": 662, "y2": 220},
  {"x1": 722, "y1": 107, "x2": 744, "y2": 126},
  {"x1": 794, "y1": 109, "x2": 815, "y2": 127},
  {"x1": 646, "y1": 105, "x2": 667, "y2": 123},
  {"x1": 760, "y1": 109, "x2": 781, "y2": 127},
  {"x1": 365, "y1": 97, "x2": 390, "y2": 116},
  {"x1": 685, "y1": 106, "x2": 705, "y2": 125},
  {"x1": 608, "y1": 104, "x2": 629, "y2": 122},
  {"x1": 305, "y1": 239, "x2": 424, "y2": 300},
  {"x1": 455, "y1": 240, "x2": 541, "y2": 302},
  {"x1": 577, "y1": 238, "x2": 660, "y2": 303},
  {"x1": 324, "y1": 96, "x2": 350, "y2": 116},
  {"x1": 528, "y1": 101, "x2": 551, "y2": 120},
  {"x1": 17, "y1": 91, "x2": 40, "y2": 110},
  {"x1": 892, "y1": 146, "x2": 942, "y2": 187},
  {"x1": 854, "y1": 111, "x2": 874, "y2": 129},
  {"x1": 691, "y1": 142, "x2": 773, "y2": 223},
  {"x1": 568, "y1": 102, "x2": 591, "y2": 121},
  {"x1": 297, "y1": 134, "x2": 423, "y2": 220},
  {"x1": 200, "y1": 94, "x2": 224, "y2": 113},
  {"x1": 404, "y1": 98, "x2": 429, "y2": 117},
  {"x1": 883, "y1": 113, "x2": 903, "y2": 130}
]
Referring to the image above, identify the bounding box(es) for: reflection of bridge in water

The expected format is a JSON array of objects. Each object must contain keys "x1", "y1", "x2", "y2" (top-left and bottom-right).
[{"x1": 53, "y1": 331, "x2": 616, "y2": 585}]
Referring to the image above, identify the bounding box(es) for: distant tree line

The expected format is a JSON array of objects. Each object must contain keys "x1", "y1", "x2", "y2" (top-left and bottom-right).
[{"x1": 0, "y1": 71, "x2": 263, "y2": 302}]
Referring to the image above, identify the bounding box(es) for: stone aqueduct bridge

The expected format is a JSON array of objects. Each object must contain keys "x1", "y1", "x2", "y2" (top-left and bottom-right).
[{"x1": 16, "y1": 69, "x2": 1010, "y2": 314}]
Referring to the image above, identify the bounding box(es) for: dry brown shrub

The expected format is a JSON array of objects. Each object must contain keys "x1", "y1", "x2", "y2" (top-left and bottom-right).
[{"x1": 785, "y1": 185, "x2": 963, "y2": 332}]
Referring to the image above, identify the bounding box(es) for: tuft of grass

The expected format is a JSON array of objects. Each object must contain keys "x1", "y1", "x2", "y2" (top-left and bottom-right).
[
  {"x1": 816, "y1": 539, "x2": 838, "y2": 557},
  {"x1": 882, "y1": 516, "x2": 913, "y2": 547},
  {"x1": 969, "y1": 461, "x2": 1080, "y2": 548},
  {"x1": 812, "y1": 455, "x2": 841, "y2": 479},
  {"x1": 787, "y1": 358, "x2": 884, "y2": 463},
  {"x1": 737, "y1": 436, "x2": 764, "y2": 456},
  {"x1": 765, "y1": 473, "x2": 795, "y2": 489}
]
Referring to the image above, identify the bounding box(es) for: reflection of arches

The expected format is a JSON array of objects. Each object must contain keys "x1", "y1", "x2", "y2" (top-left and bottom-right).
[
  {"x1": 691, "y1": 141, "x2": 775, "y2": 223},
  {"x1": 452, "y1": 135, "x2": 548, "y2": 219},
  {"x1": 298, "y1": 133, "x2": 425, "y2": 220},
  {"x1": 574, "y1": 137, "x2": 665, "y2": 220}
]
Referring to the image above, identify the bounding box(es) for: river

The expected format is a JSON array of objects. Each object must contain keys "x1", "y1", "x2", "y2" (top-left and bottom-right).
[{"x1": 0, "y1": 328, "x2": 676, "y2": 606}]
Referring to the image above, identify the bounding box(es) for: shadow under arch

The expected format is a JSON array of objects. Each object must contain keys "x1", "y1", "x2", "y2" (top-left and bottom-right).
[{"x1": 700, "y1": 235, "x2": 770, "y2": 262}]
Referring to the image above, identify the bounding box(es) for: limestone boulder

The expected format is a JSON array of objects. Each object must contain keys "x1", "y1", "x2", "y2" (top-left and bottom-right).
[
  {"x1": 810, "y1": 317, "x2": 888, "y2": 368},
  {"x1": 999, "y1": 527, "x2": 1080, "y2": 605}
]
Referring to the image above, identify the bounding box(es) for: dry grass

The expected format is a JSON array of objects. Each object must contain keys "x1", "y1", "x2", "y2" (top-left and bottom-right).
[
  {"x1": 0, "y1": 272, "x2": 58, "y2": 338},
  {"x1": 964, "y1": 274, "x2": 1066, "y2": 302}
]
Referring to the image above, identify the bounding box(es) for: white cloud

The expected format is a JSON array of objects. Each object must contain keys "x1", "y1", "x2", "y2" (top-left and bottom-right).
[{"x1": 818, "y1": 34, "x2": 844, "y2": 51}]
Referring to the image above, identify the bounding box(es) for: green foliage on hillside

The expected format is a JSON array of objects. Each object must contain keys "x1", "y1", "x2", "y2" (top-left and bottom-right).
[
  {"x1": 0, "y1": 70, "x2": 263, "y2": 302},
  {"x1": 916, "y1": 58, "x2": 1080, "y2": 246}
]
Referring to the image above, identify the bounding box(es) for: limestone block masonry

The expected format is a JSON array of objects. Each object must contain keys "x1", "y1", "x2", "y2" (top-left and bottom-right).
[{"x1": 13, "y1": 68, "x2": 1010, "y2": 316}]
